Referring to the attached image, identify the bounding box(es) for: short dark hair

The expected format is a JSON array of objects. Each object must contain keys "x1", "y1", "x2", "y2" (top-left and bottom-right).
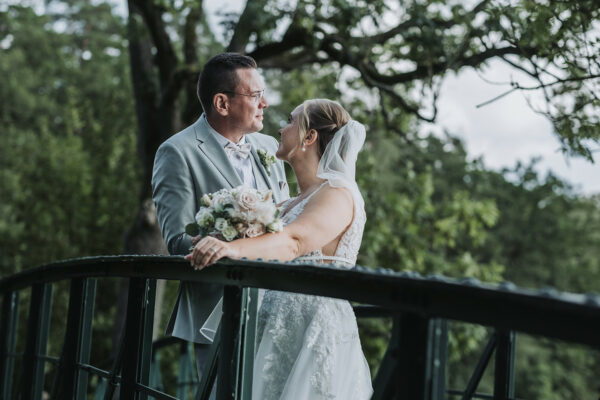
[{"x1": 197, "y1": 53, "x2": 258, "y2": 114}]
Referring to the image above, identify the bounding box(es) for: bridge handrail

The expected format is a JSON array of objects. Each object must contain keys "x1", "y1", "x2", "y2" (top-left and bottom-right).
[
  {"x1": 1, "y1": 255, "x2": 599, "y2": 400},
  {"x1": 1, "y1": 255, "x2": 598, "y2": 346}
]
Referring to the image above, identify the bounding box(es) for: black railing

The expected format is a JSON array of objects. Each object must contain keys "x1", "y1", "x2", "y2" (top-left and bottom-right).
[{"x1": 0, "y1": 255, "x2": 599, "y2": 399}]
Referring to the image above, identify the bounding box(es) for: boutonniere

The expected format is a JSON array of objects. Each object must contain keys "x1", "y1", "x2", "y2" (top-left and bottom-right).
[{"x1": 257, "y1": 148, "x2": 276, "y2": 176}]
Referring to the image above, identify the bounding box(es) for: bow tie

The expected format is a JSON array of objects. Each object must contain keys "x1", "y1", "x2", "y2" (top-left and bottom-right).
[{"x1": 225, "y1": 142, "x2": 252, "y2": 160}]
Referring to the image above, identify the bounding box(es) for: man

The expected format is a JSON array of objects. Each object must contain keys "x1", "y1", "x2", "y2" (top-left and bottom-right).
[{"x1": 152, "y1": 53, "x2": 289, "y2": 382}]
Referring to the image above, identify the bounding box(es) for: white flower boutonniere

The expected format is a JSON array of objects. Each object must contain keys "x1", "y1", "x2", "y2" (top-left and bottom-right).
[{"x1": 257, "y1": 148, "x2": 276, "y2": 176}]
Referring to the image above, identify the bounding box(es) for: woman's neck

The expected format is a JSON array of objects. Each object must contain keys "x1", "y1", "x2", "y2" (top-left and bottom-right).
[{"x1": 292, "y1": 154, "x2": 324, "y2": 195}]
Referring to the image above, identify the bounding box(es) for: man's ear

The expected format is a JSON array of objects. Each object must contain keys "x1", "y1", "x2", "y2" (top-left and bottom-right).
[
  {"x1": 213, "y1": 93, "x2": 229, "y2": 116},
  {"x1": 304, "y1": 129, "x2": 318, "y2": 146}
]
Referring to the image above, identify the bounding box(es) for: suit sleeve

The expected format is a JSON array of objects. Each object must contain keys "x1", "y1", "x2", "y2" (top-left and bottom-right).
[{"x1": 152, "y1": 142, "x2": 194, "y2": 255}]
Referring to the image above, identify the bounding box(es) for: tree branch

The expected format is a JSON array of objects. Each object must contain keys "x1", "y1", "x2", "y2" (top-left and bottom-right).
[
  {"x1": 227, "y1": 0, "x2": 269, "y2": 52},
  {"x1": 248, "y1": 26, "x2": 311, "y2": 62},
  {"x1": 129, "y1": 0, "x2": 177, "y2": 86}
]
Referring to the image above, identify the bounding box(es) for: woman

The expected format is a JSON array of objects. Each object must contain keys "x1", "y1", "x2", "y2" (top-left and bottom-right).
[{"x1": 187, "y1": 99, "x2": 373, "y2": 399}]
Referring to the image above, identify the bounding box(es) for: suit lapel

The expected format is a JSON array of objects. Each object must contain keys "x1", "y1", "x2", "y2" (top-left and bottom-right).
[
  {"x1": 194, "y1": 117, "x2": 242, "y2": 188},
  {"x1": 247, "y1": 135, "x2": 276, "y2": 194}
]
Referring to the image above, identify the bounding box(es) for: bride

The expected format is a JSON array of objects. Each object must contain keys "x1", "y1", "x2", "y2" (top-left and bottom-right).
[{"x1": 187, "y1": 99, "x2": 373, "y2": 400}]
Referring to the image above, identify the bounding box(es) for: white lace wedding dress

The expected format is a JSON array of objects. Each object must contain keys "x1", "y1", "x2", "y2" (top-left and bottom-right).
[{"x1": 252, "y1": 183, "x2": 374, "y2": 400}]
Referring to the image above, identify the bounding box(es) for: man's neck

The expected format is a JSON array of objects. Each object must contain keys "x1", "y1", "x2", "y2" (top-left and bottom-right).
[{"x1": 206, "y1": 114, "x2": 245, "y2": 144}]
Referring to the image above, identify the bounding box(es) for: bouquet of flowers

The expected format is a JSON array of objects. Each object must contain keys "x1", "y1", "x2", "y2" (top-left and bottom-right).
[{"x1": 185, "y1": 186, "x2": 283, "y2": 242}]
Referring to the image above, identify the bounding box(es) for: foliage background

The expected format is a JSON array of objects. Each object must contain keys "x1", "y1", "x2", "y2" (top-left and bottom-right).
[{"x1": 1, "y1": 1, "x2": 599, "y2": 398}]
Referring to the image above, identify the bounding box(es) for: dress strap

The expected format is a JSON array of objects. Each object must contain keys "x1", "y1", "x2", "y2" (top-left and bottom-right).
[
  {"x1": 300, "y1": 181, "x2": 329, "y2": 202},
  {"x1": 281, "y1": 181, "x2": 329, "y2": 217}
]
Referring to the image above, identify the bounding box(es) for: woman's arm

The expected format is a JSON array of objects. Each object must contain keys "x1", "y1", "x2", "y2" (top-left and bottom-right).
[{"x1": 186, "y1": 185, "x2": 354, "y2": 269}]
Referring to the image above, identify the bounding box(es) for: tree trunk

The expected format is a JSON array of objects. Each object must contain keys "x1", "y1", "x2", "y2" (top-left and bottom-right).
[{"x1": 112, "y1": 0, "x2": 178, "y2": 356}]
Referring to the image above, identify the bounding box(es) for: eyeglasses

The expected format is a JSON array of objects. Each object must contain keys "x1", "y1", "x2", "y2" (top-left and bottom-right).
[{"x1": 223, "y1": 90, "x2": 265, "y2": 104}]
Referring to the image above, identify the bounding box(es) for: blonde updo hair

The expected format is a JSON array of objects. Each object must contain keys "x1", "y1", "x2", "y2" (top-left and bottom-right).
[{"x1": 297, "y1": 99, "x2": 351, "y2": 157}]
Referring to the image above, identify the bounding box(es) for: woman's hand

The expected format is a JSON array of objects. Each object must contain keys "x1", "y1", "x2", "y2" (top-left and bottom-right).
[{"x1": 185, "y1": 236, "x2": 239, "y2": 270}]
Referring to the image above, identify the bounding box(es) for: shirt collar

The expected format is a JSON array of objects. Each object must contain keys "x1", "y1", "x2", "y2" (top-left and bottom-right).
[{"x1": 202, "y1": 114, "x2": 247, "y2": 148}]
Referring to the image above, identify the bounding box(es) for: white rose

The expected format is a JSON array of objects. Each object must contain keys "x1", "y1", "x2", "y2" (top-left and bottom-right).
[
  {"x1": 212, "y1": 191, "x2": 234, "y2": 210},
  {"x1": 244, "y1": 222, "x2": 265, "y2": 238},
  {"x1": 200, "y1": 194, "x2": 212, "y2": 207},
  {"x1": 222, "y1": 225, "x2": 239, "y2": 241},
  {"x1": 266, "y1": 220, "x2": 283, "y2": 233},
  {"x1": 195, "y1": 208, "x2": 214, "y2": 227},
  {"x1": 214, "y1": 218, "x2": 228, "y2": 232},
  {"x1": 226, "y1": 207, "x2": 243, "y2": 220},
  {"x1": 236, "y1": 188, "x2": 260, "y2": 211}
]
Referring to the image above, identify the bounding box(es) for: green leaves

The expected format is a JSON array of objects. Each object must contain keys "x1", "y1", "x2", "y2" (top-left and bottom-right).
[{"x1": 184, "y1": 223, "x2": 200, "y2": 237}]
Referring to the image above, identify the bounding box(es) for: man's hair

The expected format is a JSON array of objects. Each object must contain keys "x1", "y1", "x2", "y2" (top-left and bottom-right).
[{"x1": 197, "y1": 53, "x2": 258, "y2": 114}]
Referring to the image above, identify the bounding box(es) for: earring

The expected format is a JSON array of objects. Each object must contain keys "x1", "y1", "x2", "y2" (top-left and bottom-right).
[{"x1": 302, "y1": 143, "x2": 306, "y2": 152}]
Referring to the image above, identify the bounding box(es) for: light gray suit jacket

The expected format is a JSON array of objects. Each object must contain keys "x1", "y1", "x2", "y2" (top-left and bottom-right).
[{"x1": 152, "y1": 115, "x2": 289, "y2": 343}]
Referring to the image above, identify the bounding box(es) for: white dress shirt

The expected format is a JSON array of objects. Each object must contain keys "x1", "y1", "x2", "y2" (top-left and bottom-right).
[{"x1": 208, "y1": 123, "x2": 257, "y2": 189}]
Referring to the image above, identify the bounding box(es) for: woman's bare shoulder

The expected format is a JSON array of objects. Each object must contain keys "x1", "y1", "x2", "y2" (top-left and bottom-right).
[{"x1": 306, "y1": 183, "x2": 353, "y2": 212}]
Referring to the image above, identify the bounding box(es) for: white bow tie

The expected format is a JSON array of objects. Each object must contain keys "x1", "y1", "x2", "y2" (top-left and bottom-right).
[{"x1": 225, "y1": 142, "x2": 252, "y2": 160}]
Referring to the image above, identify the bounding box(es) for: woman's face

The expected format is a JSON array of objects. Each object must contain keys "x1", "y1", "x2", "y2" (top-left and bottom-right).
[{"x1": 276, "y1": 105, "x2": 303, "y2": 161}]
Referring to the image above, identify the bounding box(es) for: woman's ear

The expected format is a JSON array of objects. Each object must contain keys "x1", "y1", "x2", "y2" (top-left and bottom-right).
[
  {"x1": 213, "y1": 93, "x2": 229, "y2": 116},
  {"x1": 304, "y1": 129, "x2": 318, "y2": 146}
]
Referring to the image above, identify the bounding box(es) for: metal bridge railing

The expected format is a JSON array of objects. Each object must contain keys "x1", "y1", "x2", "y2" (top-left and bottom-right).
[{"x1": 0, "y1": 255, "x2": 599, "y2": 399}]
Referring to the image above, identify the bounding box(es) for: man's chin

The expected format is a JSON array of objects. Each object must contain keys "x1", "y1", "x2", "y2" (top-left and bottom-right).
[{"x1": 253, "y1": 122, "x2": 264, "y2": 132}]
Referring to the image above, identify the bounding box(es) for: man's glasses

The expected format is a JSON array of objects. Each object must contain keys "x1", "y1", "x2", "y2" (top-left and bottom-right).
[{"x1": 223, "y1": 90, "x2": 265, "y2": 104}]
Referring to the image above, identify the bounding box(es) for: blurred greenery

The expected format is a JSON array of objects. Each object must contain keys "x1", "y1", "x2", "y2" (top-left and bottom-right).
[{"x1": 1, "y1": 1, "x2": 599, "y2": 399}]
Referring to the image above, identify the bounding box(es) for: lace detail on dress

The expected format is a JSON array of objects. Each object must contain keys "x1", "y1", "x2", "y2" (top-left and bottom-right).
[
  {"x1": 253, "y1": 182, "x2": 372, "y2": 400},
  {"x1": 257, "y1": 292, "x2": 360, "y2": 399}
]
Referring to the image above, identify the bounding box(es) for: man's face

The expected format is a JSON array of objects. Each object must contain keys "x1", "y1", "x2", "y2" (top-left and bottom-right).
[{"x1": 227, "y1": 68, "x2": 268, "y2": 134}]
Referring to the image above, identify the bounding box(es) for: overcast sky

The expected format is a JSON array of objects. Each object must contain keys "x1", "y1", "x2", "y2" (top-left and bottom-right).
[{"x1": 427, "y1": 61, "x2": 599, "y2": 196}]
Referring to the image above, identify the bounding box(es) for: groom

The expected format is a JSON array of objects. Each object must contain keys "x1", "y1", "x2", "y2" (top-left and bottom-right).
[{"x1": 152, "y1": 53, "x2": 289, "y2": 380}]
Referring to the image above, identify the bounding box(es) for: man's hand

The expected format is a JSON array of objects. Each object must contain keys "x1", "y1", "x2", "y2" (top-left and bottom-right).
[{"x1": 185, "y1": 236, "x2": 239, "y2": 270}]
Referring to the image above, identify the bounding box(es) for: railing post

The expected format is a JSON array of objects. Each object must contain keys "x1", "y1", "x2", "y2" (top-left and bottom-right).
[
  {"x1": 395, "y1": 313, "x2": 429, "y2": 400},
  {"x1": 51, "y1": 278, "x2": 96, "y2": 399},
  {"x1": 0, "y1": 291, "x2": 19, "y2": 400},
  {"x1": 120, "y1": 278, "x2": 156, "y2": 400},
  {"x1": 372, "y1": 312, "x2": 432, "y2": 400},
  {"x1": 372, "y1": 314, "x2": 401, "y2": 400},
  {"x1": 217, "y1": 285, "x2": 244, "y2": 400},
  {"x1": 494, "y1": 329, "x2": 515, "y2": 400},
  {"x1": 20, "y1": 283, "x2": 53, "y2": 400},
  {"x1": 396, "y1": 312, "x2": 431, "y2": 399},
  {"x1": 239, "y1": 287, "x2": 259, "y2": 400},
  {"x1": 426, "y1": 319, "x2": 447, "y2": 400}
]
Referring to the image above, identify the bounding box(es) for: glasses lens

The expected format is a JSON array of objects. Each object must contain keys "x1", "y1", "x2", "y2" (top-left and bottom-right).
[{"x1": 255, "y1": 90, "x2": 264, "y2": 103}]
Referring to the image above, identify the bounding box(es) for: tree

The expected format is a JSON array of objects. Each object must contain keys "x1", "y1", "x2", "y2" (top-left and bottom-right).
[
  {"x1": 0, "y1": 3, "x2": 144, "y2": 390},
  {"x1": 122, "y1": 0, "x2": 600, "y2": 272}
]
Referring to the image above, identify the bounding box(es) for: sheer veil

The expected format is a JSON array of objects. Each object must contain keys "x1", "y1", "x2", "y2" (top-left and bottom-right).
[{"x1": 316, "y1": 119, "x2": 366, "y2": 212}]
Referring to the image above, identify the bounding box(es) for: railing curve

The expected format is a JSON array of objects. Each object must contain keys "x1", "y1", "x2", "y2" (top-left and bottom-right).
[{"x1": 0, "y1": 255, "x2": 599, "y2": 399}]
